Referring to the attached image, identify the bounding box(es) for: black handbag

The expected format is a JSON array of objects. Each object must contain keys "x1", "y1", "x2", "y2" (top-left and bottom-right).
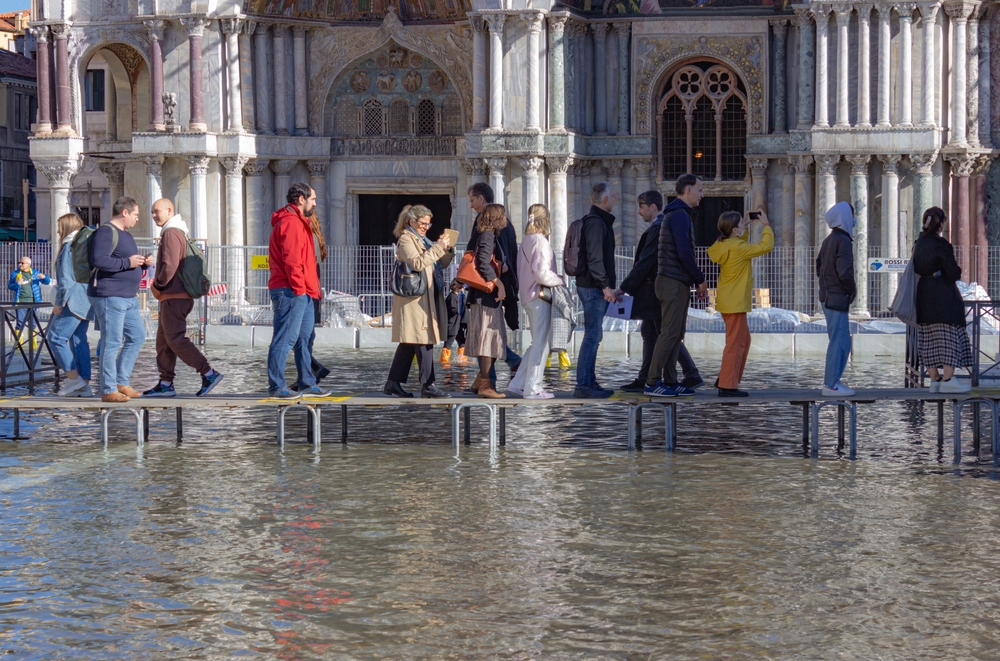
[
  {"x1": 538, "y1": 286, "x2": 553, "y2": 303},
  {"x1": 390, "y1": 259, "x2": 427, "y2": 297}
]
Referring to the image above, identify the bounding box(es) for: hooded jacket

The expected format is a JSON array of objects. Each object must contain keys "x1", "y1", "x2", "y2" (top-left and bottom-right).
[
  {"x1": 619, "y1": 213, "x2": 663, "y2": 320},
  {"x1": 706, "y1": 225, "x2": 774, "y2": 314},
  {"x1": 152, "y1": 215, "x2": 192, "y2": 301},
  {"x1": 815, "y1": 202, "x2": 857, "y2": 305},
  {"x1": 575, "y1": 205, "x2": 617, "y2": 290},
  {"x1": 268, "y1": 205, "x2": 321, "y2": 298},
  {"x1": 657, "y1": 198, "x2": 705, "y2": 286}
]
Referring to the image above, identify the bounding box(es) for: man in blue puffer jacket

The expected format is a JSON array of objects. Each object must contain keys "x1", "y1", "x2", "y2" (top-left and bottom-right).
[{"x1": 8, "y1": 256, "x2": 50, "y2": 330}]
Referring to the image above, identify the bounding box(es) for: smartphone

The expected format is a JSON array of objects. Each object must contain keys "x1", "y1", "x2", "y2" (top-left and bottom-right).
[{"x1": 748, "y1": 211, "x2": 760, "y2": 220}]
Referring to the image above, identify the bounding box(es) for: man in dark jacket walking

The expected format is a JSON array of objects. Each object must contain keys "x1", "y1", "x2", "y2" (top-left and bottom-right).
[
  {"x1": 816, "y1": 201, "x2": 857, "y2": 396},
  {"x1": 617, "y1": 190, "x2": 704, "y2": 392},
  {"x1": 646, "y1": 174, "x2": 708, "y2": 398},
  {"x1": 574, "y1": 182, "x2": 618, "y2": 398}
]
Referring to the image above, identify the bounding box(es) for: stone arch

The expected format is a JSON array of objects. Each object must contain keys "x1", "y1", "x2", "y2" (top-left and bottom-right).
[{"x1": 68, "y1": 30, "x2": 152, "y2": 135}]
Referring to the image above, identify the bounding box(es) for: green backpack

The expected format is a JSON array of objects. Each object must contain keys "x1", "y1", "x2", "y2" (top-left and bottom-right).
[
  {"x1": 178, "y1": 235, "x2": 211, "y2": 299},
  {"x1": 71, "y1": 225, "x2": 118, "y2": 284}
]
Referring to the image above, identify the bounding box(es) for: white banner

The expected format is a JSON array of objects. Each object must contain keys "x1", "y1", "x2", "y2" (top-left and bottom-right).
[{"x1": 868, "y1": 258, "x2": 909, "y2": 273}]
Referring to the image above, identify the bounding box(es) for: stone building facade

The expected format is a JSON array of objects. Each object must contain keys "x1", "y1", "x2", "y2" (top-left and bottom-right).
[{"x1": 25, "y1": 0, "x2": 1000, "y2": 308}]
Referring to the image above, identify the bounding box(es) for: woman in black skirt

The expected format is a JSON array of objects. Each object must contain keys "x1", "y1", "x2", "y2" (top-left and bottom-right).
[{"x1": 912, "y1": 206, "x2": 972, "y2": 394}]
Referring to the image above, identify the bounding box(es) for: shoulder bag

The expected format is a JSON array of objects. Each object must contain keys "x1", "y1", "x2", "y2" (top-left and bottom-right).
[
  {"x1": 888, "y1": 250, "x2": 920, "y2": 327},
  {"x1": 390, "y1": 239, "x2": 427, "y2": 297}
]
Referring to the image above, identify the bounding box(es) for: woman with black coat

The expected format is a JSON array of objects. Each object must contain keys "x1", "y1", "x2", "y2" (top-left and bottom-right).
[
  {"x1": 912, "y1": 206, "x2": 972, "y2": 394},
  {"x1": 465, "y1": 203, "x2": 509, "y2": 399}
]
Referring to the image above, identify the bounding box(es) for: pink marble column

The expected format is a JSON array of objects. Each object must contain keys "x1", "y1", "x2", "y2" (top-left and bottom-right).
[
  {"x1": 181, "y1": 17, "x2": 208, "y2": 132},
  {"x1": 947, "y1": 155, "x2": 974, "y2": 274},
  {"x1": 50, "y1": 23, "x2": 72, "y2": 135},
  {"x1": 144, "y1": 20, "x2": 166, "y2": 131},
  {"x1": 33, "y1": 27, "x2": 52, "y2": 135}
]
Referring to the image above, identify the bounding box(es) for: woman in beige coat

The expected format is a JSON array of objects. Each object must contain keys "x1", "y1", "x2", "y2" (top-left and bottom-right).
[{"x1": 384, "y1": 204, "x2": 454, "y2": 398}]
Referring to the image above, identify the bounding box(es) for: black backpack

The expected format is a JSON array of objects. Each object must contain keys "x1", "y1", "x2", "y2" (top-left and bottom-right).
[
  {"x1": 178, "y1": 234, "x2": 211, "y2": 299},
  {"x1": 562, "y1": 216, "x2": 588, "y2": 277}
]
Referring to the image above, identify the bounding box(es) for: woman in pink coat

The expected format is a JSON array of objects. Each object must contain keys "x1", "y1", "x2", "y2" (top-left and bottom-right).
[{"x1": 508, "y1": 204, "x2": 566, "y2": 399}]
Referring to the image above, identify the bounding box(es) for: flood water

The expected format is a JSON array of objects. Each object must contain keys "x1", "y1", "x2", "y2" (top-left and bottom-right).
[{"x1": 2, "y1": 347, "x2": 1000, "y2": 660}]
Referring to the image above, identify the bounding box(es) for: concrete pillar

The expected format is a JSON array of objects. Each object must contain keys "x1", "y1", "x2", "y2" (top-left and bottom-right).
[
  {"x1": 221, "y1": 19, "x2": 244, "y2": 133},
  {"x1": 293, "y1": 26, "x2": 308, "y2": 135},
  {"x1": 486, "y1": 13, "x2": 506, "y2": 131},
  {"x1": 919, "y1": 2, "x2": 939, "y2": 126},
  {"x1": 898, "y1": 4, "x2": 915, "y2": 126},
  {"x1": 523, "y1": 11, "x2": 543, "y2": 132},
  {"x1": 144, "y1": 20, "x2": 166, "y2": 131},
  {"x1": 815, "y1": 155, "x2": 839, "y2": 243},
  {"x1": 180, "y1": 18, "x2": 208, "y2": 132},
  {"x1": 273, "y1": 25, "x2": 288, "y2": 135},
  {"x1": 812, "y1": 6, "x2": 830, "y2": 127},
  {"x1": 244, "y1": 159, "x2": 269, "y2": 246},
  {"x1": 472, "y1": 16, "x2": 487, "y2": 130},
  {"x1": 792, "y1": 155, "x2": 814, "y2": 312},
  {"x1": 330, "y1": 160, "x2": 347, "y2": 246},
  {"x1": 254, "y1": 24, "x2": 272, "y2": 134},
  {"x1": 548, "y1": 15, "x2": 568, "y2": 132},
  {"x1": 593, "y1": 23, "x2": 609, "y2": 134},
  {"x1": 486, "y1": 157, "x2": 507, "y2": 206},
  {"x1": 771, "y1": 19, "x2": 788, "y2": 133},
  {"x1": 795, "y1": 8, "x2": 816, "y2": 129},
  {"x1": 857, "y1": 5, "x2": 872, "y2": 127},
  {"x1": 33, "y1": 28, "x2": 52, "y2": 135},
  {"x1": 186, "y1": 156, "x2": 210, "y2": 240},
  {"x1": 847, "y1": 155, "x2": 871, "y2": 316},
  {"x1": 144, "y1": 157, "x2": 163, "y2": 239},
  {"x1": 50, "y1": 23, "x2": 73, "y2": 135},
  {"x1": 615, "y1": 22, "x2": 630, "y2": 135},
  {"x1": 834, "y1": 5, "x2": 852, "y2": 127}
]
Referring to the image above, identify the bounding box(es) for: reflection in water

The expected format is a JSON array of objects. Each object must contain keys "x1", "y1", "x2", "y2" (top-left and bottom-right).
[{"x1": 1, "y1": 348, "x2": 1000, "y2": 658}]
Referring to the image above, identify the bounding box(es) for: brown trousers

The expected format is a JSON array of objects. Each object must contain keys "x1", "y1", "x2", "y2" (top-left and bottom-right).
[
  {"x1": 157, "y1": 298, "x2": 210, "y2": 382},
  {"x1": 719, "y1": 312, "x2": 751, "y2": 389}
]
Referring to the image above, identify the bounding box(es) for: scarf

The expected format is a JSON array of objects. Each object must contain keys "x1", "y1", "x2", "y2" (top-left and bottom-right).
[
  {"x1": 406, "y1": 227, "x2": 445, "y2": 294},
  {"x1": 161, "y1": 214, "x2": 190, "y2": 235}
]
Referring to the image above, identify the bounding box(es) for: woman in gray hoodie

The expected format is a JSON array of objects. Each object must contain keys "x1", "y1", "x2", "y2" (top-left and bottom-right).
[{"x1": 815, "y1": 202, "x2": 857, "y2": 396}]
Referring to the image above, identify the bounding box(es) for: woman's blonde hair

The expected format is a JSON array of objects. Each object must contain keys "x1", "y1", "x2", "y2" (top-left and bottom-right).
[
  {"x1": 525, "y1": 204, "x2": 551, "y2": 236},
  {"x1": 393, "y1": 204, "x2": 434, "y2": 239},
  {"x1": 55, "y1": 213, "x2": 84, "y2": 262}
]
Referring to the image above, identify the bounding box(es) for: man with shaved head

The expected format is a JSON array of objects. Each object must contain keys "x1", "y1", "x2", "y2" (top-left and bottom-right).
[{"x1": 143, "y1": 198, "x2": 223, "y2": 397}]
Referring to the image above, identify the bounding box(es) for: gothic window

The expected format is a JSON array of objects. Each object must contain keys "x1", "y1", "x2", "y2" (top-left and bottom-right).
[
  {"x1": 335, "y1": 98, "x2": 358, "y2": 136},
  {"x1": 363, "y1": 98, "x2": 384, "y2": 135},
  {"x1": 656, "y1": 63, "x2": 748, "y2": 182},
  {"x1": 416, "y1": 99, "x2": 437, "y2": 136},
  {"x1": 441, "y1": 97, "x2": 462, "y2": 135},
  {"x1": 389, "y1": 98, "x2": 411, "y2": 134}
]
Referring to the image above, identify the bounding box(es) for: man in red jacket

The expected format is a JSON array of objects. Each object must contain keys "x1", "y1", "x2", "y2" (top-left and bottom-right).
[{"x1": 267, "y1": 183, "x2": 329, "y2": 398}]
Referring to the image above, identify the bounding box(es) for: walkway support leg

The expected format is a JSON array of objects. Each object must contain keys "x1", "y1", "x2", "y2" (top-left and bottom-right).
[
  {"x1": 665, "y1": 403, "x2": 675, "y2": 452},
  {"x1": 849, "y1": 403, "x2": 857, "y2": 460},
  {"x1": 341, "y1": 405, "x2": 348, "y2": 443},
  {"x1": 802, "y1": 404, "x2": 809, "y2": 449},
  {"x1": 992, "y1": 401, "x2": 1000, "y2": 469},
  {"x1": 464, "y1": 407, "x2": 471, "y2": 446},
  {"x1": 451, "y1": 404, "x2": 460, "y2": 451},
  {"x1": 13, "y1": 409, "x2": 19, "y2": 439},
  {"x1": 953, "y1": 400, "x2": 962, "y2": 465},
  {"x1": 176, "y1": 407, "x2": 183, "y2": 443},
  {"x1": 100, "y1": 409, "x2": 109, "y2": 448},
  {"x1": 499, "y1": 407, "x2": 506, "y2": 446},
  {"x1": 627, "y1": 404, "x2": 637, "y2": 451},
  {"x1": 937, "y1": 401, "x2": 944, "y2": 446},
  {"x1": 308, "y1": 406, "x2": 321, "y2": 450},
  {"x1": 142, "y1": 408, "x2": 149, "y2": 441},
  {"x1": 488, "y1": 405, "x2": 498, "y2": 450},
  {"x1": 277, "y1": 406, "x2": 289, "y2": 449},
  {"x1": 810, "y1": 402, "x2": 820, "y2": 458}
]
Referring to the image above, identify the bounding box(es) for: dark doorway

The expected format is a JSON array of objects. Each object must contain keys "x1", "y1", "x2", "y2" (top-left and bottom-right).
[
  {"x1": 667, "y1": 196, "x2": 745, "y2": 247},
  {"x1": 358, "y1": 194, "x2": 453, "y2": 245}
]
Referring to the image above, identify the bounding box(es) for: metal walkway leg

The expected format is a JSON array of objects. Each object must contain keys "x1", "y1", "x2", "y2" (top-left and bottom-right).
[
  {"x1": 13, "y1": 408, "x2": 19, "y2": 439},
  {"x1": 499, "y1": 408, "x2": 506, "y2": 446},
  {"x1": 100, "y1": 409, "x2": 109, "y2": 448},
  {"x1": 341, "y1": 405, "x2": 348, "y2": 443},
  {"x1": 810, "y1": 402, "x2": 820, "y2": 458},
  {"x1": 277, "y1": 406, "x2": 289, "y2": 449},
  {"x1": 176, "y1": 407, "x2": 183, "y2": 443}
]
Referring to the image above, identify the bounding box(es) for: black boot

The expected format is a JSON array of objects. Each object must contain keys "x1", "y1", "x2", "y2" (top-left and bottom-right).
[
  {"x1": 421, "y1": 384, "x2": 450, "y2": 399},
  {"x1": 718, "y1": 387, "x2": 749, "y2": 398},
  {"x1": 383, "y1": 380, "x2": 413, "y2": 398}
]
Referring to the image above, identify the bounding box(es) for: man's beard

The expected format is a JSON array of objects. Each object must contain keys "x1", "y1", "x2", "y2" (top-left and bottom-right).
[{"x1": 305, "y1": 206, "x2": 317, "y2": 218}]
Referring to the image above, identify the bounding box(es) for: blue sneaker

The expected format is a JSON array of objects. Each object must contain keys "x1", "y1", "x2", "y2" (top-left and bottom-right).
[
  {"x1": 674, "y1": 385, "x2": 696, "y2": 396},
  {"x1": 299, "y1": 385, "x2": 332, "y2": 398},
  {"x1": 269, "y1": 389, "x2": 302, "y2": 400},
  {"x1": 644, "y1": 381, "x2": 678, "y2": 398},
  {"x1": 143, "y1": 382, "x2": 176, "y2": 398},
  {"x1": 197, "y1": 370, "x2": 224, "y2": 397}
]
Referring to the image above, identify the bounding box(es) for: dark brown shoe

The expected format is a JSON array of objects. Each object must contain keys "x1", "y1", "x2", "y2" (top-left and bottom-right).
[{"x1": 478, "y1": 385, "x2": 506, "y2": 399}]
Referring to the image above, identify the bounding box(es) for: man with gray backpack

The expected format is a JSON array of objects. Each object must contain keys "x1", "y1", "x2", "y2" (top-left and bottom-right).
[{"x1": 142, "y1": 198, "x2": 223, "y2": 398}]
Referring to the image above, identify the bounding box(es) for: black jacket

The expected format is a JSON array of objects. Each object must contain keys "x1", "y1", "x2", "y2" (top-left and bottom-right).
[
  {"x1": 912, "y1": 232, "x2": 966, "y2": 326},
  {"x1": 657, "y1": 198, "x2": 705, "y2": 286},
  {"x1": 619, "y1": 214, "x2": 662, "y2": 320},
  {"x1": 468, "y1": 215, "x2": 520, "y2": 329},
  {"x1": 815, "y1": 227, "x2": 857, "y2": 304},
  {"x1": 575, "y1": 205, "x2": 617, "y2": 290},
  {"x1": 466, "y1": 228, "x2": 503, "y2": 308}
]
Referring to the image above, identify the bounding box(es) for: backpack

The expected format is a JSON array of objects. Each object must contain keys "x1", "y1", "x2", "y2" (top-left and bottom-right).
[
  {"x1": 178, "y1": 234, "x2": 211, "y2": 299},
  {"x1": 562, "y1": 216, "x2": 588, "y2": 277},
  {"x1": 71, "y1": 225, "x2": 118, "y2": 283}
]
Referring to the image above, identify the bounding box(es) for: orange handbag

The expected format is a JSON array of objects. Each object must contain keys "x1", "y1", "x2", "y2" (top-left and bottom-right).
[{"x1": 456, "y1": 250, "x2": 501, "y2": 293}]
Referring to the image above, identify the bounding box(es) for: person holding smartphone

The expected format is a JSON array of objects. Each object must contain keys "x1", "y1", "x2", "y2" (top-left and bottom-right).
[{"x1": 706, "y1": 208, "x2": 774, "y2": 397}]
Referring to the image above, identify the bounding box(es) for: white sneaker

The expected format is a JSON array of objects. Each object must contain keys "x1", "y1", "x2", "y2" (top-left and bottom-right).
[
  {"x1": 57, "y1": 376, "x2": 87, "y2": 397},
  {"x1": 822, "y1": 383, "x2": 855, "y2": 397},
  {"x1": 525, "y1": 391, "x2": 555, "y2": 399},
  {"x1": 77, "y1": 384, "x2": 94, "y2": 397},
  {"x1": 939, "y1": 378, "x2": 972, "y2": 394},
  {"x1": 929, "y1": 379, "x2": 941, "y2": 394}
]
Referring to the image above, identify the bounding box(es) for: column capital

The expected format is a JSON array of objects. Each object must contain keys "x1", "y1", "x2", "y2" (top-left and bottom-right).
[
  {"x1": 244, "y1": 158, "x2": 270, "y2": 176},
  {"x1": 292, "y1": 24, "x2": 307, "y2": 39},
  {"x1": 462, "y1": 158, "x2": 488, "y2": 177},
  {"x1": 470, "y1": 14, "x2": 488, "y2": 33},
  {"x1": 909, "y1": 152, "x2": 937, "y2": 173},
  {"x1": 918, "y1": 1, "x2": 941, "y2": 19},
  {"x1": 943, "y1": 0, "x2": 977, "y2": 21},
  {"x1": 878, "y1": 153, "x2": 902, "y2": 173},
  {"x1": 769, "y1": 17, "x2": 789, "y2": 34},
  {"x1": 547, "y1": 156, "x2": 574, "y2": 174},
  {"x1": 856, "y1": 4, "x2": 874, "y2": 21},
  {"x1": 547, "y1": 14, "x2": 568, "y2": 33},
  {"x1": 793, "y1": 5, "x2": 814, "y2": 25},
  {"x1": 815, "y1": 154, "x2": 840, "y2": 175},
  {"x1": 485, "y1": 157, "x2": 508, "y2": 174},
  {"x1": 747, "y1": 158, "x2": 769, "y2": 176},
  {"x1": 810, "y1": 4, "x2": 831, "y2": 21},
  {"x1": 242, "y1": 20, "x2": 258, "y2": 35},
  {"x1": 221, "y1": 155, "x2": 250, "y2": 176},
  {"x1": 592, "y1": 22, "x2": 610, "y2": 40},
  {"x1": 520, "y1": 11, "x2": 544, "y2": 32},
  {"x1": 48, "y1": 22, "x2": 70, "y2": 39},
  {"x1": 307, "y1": 160, "x2": 329, "y2": 176},
  {"x1": 270, "y1": 159, "x2": 298, "y2": 175},
  {"x1": 573, "y1": 159, "x2": 593, "y2": 176},
  {"x1": 604, "y1": 159, "x2": 624, "y2": 179},
  {"x1": 790, "y1": 154, "x2": 814, "y2": 173},
  {"x1": 253, "y1": 21, "x2": 270, "y2": 36},
  {"x1": 632, "y1": 158, "x2": 657, "y2": 179},
  {"x1": 36, "y1": 160, "x2": 79, "y2": 187},
  {"x1": 832, "y1": 4, "x2": 852, "y2": 21},
  {"x1": 520, "y1": 156, "x2": 544, "y2": 173},
  {"x1": 944, "y1": 153, "x2": 976, "y2": 176},
  {"x1": 895, "y1": 3, "x2": 917, "y2": 19},
  {"x1": 143, "y1": 19, "x2": 166, "y2": 41},
  {"x1": 484, "y1": 13, "x2": 506, "y2": 33},
  {"x1": 29, "y1": 25, "x2": 49, "y2": 43},
  {"x1": 180, "y1": 16, "x2": 210, "y2": 37},
  {"x1": 846, "y1": 154, "x2": 871, "y2": 174},
  {"x1": 143, "y1": 156, "x2": 164, "y2": 176},
  {"x1": 876, "y1": 2, "x2": 894, "y2": 18},
  {"x1": 98, "y1": 160, "x2": 126, "y2": 186},
  {"x1": 186, "y1": 156, "x2": 210, "y2": 176},
  {"x1": 613, "y1": 21, "x2": 631, "y2": 37},
  {"x1": 973, "y1": 154, "x2": 996, "y2": 175},
  {"x1": 220, "y1": 17, "x2": 244, "y2": 35}
]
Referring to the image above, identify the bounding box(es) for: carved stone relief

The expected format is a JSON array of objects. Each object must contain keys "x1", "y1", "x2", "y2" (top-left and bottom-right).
[
  {"x1": 428, "y1": 70, "x2": 448, "y2": 93},
  {"x1": 375, "y1": 72, "x2": 397, "y2": 92},
  {"x1": 350, "y1": 71, "x2": 370, "y2": 92},
  {"x1": 402, "y1": 70, "x2": 422, "y2": 93}
]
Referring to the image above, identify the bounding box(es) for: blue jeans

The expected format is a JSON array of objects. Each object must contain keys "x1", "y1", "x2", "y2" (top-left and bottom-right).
[
  {"x1": 48, "y1": 307, "x2": 90, "y2": 377},
  {"x1": 823, "y1": 303, "x2": 852, "y2": 388},
  {"x1": 267, "y1": 288, "x2": 316, "y2": 393},
  {"x1": 488, "y1": 346, "x2": 522, "y2": 382},
  {"x1": 576, "y1": 286, "x2": 606, "y2": 389},
  {"x1": 90, "y1": 296, "x2": 146, "y2": 395}
]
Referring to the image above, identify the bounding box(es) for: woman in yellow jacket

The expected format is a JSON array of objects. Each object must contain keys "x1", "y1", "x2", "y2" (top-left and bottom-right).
[{"x1": 706, "y1": 209, "x2": 774, "y2": 397}]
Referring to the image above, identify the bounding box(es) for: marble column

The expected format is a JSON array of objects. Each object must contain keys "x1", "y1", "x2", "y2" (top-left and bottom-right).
[
  {"x1": 576, "y1": 24, "x2": 589, "y2": 132},
  {"x1": 633, "y1": 159, "x2": 654, "y2": 201},
  {"x1": 548, "y1": 16, "x2": 567, "y2": 132},
  {"x1": 33, "y1": 28, "x2": 52, "y2": 135},
  {"x1": 919, "y1": 2, "x2": 939, "y2": 126},
  {"x1": 815, "y1": 155, "x2": 839, "y2": 243},
  {"x1": 144, "y1": 157, "x2": 163, "y2": 239},
  {"x1": 520, "y1": 157, "x2": 543, "y2": 230},
  {"x1": 857, "y1": 5, "x2": 872, "y2": 127},
  {"x1": 945, "y1": 2, "x2": 974, "y2": 144},
  {"x1": 254, "y1": 24, "x2": 272, "y2": 134},
  {"x1": 771, "y1": 19, "x2": 788, "y2": 133},
  {"x1": 186, "y1": 156, "x2": 210, "y2": 240},
  {"x1": 972, "y1": 155, "x2": 991, "y2": 285},
  {"x1": 308, "y1": 160, "x2": 329, "y2": 240},
  {"x1": 293, "y1": 26, "x2": 308, "y2": 135},
  {"x1": 273, "y1": 24, "x2": 289, "y2": 135},
  {"x1": 593, "y1": 23, "x2": 609, "y2": 134},
  {"x1": 967, "y1": 11, "x2": 980, "y2": 145},
  {"x1": 221, "y1": 156, "x2": 249, "y2": 301},
  {"x1": 98, "y1": 162, "x2": 126, "y2": 229},
  {"x1": 144, "y1": 20, "x2": 166, "y2": 131},
  {"x1": 486, "y1": 13, "x2": 506, "y2": 131},
  {"x1": 780, "y1": 160, "x2": 795, "y2": 247},
  {"x1": 792, "y1": 155, "x2": 814, "y2": 312},
  {"x1": 180, "y1": 18, "x2": 208, "y2": 132},
  {"x1": 584, "y1": 26, "x2": 595, "y2": 134},
  {"x1": 575, "y1": 160, "x2": 593, "y2": 219},
  {"x1": 271, "y1": 159, "x2": 297, "y2": 211},
  {"x1": 795, "y1": 8, "x2": 816, "y2": 129},
  {"x1": 239, "y1": 21, "x2": 257, "y2": 131},
  {"x1": 330, "y1": 160, "x2": 348, "y2": 246},
  {"x1": 847, "y1": 155, "x2": 871, "y2": 316},
  {"x1": 615, "y1": 22, "x2": 630, "y2": 135},
  {"x1": 898, "y1": 4, "x2": 915, "y2": 126},
  {"x1": 880, "y1": 154, "x2": 901, "y2": 304},
  {"x1": 522, "y1": 12, "x2": 543, "y2": 132},
  {"x1": 50, "y1": 23, "x2": 72, "y2": 135},
  {"x1": 876, "y1": 3, "x2": 892, "y2": 127},
  {"x1": 945, "y1": 154, "x2": 974, "y2": 270},
  {"x1": 221, "y1": 19, "x2": 244, "y2": 133},
  {"x1": 910, "y1": 152, "x2": 936, "y2": 239},
  {"x1": 748, "y1": 158, "x2": 768, "y2": 212},
  {"x1": 244, "y1": 159, "x2": 269, "y2": 246},
  {"x1": 834, "y1": 5, "x2": 852, "y2": 127},
  {"x1": 979, "y1": 17, "x2": 991, "y2": 147},
  {"x1": 472, "y1": 16, "x2": 488, "y2": 131},
  {"x1": 813, "y1": 6, "x2": 830, "y2": 127},
  {"x1": 563, "y1": 21, "x2": 577, "y2": 131},
  {"x1": 605, "y1": 159, "x2": 624, "y2": 245},
  {"x1": 548, "y1": 157, "x2": 573, "y2": 254},
  {"x1": 38, "y1": 161, "x2": 79, "y2": 242},
  {"x1": 463, "y1": 158, "x2": 488, "y2": 185},
  {"x1": 486, "y1": 157, "x2": 507, "y2": 206}
]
